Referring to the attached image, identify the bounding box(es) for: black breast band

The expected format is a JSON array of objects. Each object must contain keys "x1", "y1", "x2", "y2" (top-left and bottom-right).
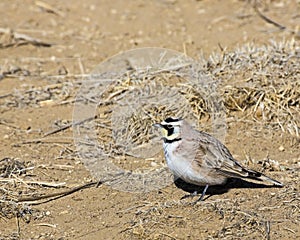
[{"x1": 163, "y1": 138, "x2": 182, "y2": 144}]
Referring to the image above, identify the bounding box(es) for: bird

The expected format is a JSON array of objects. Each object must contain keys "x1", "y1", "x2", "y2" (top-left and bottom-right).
[{"x1": 154, "y1": 117, "x2": 283, "y2": 202}]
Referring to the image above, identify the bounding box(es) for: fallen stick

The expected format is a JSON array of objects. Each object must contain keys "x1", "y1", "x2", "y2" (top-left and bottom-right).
[
  {"x1": 43, "y1": 116, "x2": 96, "y2": 137},
  {"x1": 0, "y1": 178, "x2": 66, "y2": 188},
  {"x1": 16, "y1": 172, "x2": 126, "y2": 205},
  {"x1": 17, "y1": 181, "x2": 98, "y2": 204},
  {"x1": 0, "y1": 28, "x2": 52, "y2": 48},
  {"x1": 35, "y1": 0, "x2": 65, "y2": 17},
  {"x1": 254, "y1": 6, "x2": 286, "y2": 31}
]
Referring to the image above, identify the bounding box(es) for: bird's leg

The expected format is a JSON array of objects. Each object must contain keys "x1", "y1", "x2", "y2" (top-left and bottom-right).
[
  {"x1": 180, "y1": 190, "x2": 198, "y2": 200},
  {"x1": 194, "y1": 184, "x2": 209, "y2": 203}
]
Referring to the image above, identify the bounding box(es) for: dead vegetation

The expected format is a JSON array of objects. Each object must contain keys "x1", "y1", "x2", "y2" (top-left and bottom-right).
[
  {"x1": 0, "y1": 0, "x2": 299, "y2": 237},
  {"x1": 0, "y1": 38, "x2": 299, "y2": 239}
]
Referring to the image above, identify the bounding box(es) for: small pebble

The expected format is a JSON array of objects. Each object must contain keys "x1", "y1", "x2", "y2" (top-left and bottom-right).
[
  {"x1": 278, "y1": 146, "x2": 285, "y2": 152},
  {"x1": 150, "y1": 162, "x2": 157, "y2": 167}
]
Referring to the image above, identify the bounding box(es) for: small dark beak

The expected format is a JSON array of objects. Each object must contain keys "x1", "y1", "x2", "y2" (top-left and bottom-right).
[{"x1": 152, "y1": 123, "x2": 162, "y2": 128}]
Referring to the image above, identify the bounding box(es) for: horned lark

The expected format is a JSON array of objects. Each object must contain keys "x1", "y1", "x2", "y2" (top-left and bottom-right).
[{"x1": 154, "y1": 117, "x2": 283, "y2": 201}]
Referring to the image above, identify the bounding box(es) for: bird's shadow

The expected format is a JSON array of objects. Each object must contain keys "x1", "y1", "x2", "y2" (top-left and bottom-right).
[{"x1": 174, "y1": 177, "x2": 282, "y2": 201}]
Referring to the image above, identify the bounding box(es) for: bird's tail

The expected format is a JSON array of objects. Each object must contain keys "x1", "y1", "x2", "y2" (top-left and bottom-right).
[{"x1": 246, "y1": 169, "x2": 283, "y2": 187}]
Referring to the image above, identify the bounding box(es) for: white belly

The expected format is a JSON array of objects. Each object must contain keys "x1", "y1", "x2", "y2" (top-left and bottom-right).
[{"x1": 163, "y1": 142, "x2": 207, "y2": 185}]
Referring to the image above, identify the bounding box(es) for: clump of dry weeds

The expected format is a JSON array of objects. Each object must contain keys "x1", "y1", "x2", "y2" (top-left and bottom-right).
[
  {"x1": 0, "y1": 158, "x2": 35, "y2": 225},
  {"x1": 203, "y1": 40, "x2": 299, "y2": 138}
]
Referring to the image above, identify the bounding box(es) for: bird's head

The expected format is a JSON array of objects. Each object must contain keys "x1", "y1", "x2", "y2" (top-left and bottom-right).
[{"x1": 153, "y1": 117, "x2": 183, "y2": 142}]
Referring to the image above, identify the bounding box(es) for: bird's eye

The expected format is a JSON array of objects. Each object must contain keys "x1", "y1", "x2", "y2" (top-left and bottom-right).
[{"x1": 165, "y1": 125, "x2": 173, "y2": 130}]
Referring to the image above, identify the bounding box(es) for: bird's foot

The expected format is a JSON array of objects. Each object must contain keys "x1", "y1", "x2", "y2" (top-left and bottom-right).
[
  {"x1": 180, "y1": 190, "x2": 198, "y2": 200},
  {"x1": 180, "y1": 185, "x2": 209, "y2": 204},
  {"x1": 180, "y1": 185, "x2": 208, "y2": 205},
  {"x1": 193, "y1": 184, "x2": 209, "y2": 204}
]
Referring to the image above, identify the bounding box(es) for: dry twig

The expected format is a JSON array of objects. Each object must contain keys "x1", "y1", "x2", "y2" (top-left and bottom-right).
[
  {"x1": 254, "y1": 6, "x2": 286, "y2": 31},
  {"x1": 43, "y1": 116, "x2": 96, "y2": 137},
  {"x1": 0, "y1": 28, "x2": 52, "y2": 48},
  {"x1": 35, "y1": 0, "x2": 65, "y2": 17}
]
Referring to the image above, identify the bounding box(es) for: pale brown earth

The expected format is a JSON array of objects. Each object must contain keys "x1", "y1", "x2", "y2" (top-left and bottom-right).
[{"x1": 0, "y1": 1, "x2": 299, "y2": 240}]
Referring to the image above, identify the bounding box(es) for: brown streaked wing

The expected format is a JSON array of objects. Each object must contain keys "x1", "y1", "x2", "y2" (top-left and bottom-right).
[{"x1": 196, "y1": 131, "x2": 250, "y2": 178}]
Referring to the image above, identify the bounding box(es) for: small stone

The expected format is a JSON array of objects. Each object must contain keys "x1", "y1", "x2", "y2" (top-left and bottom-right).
[
  {"x1": 59, "y1": 210, "x2": 69, "y2": 215},
  {"x1": 278, "y1": 146, "x2": 285, "y2": 152},
  {"x1": 150, "y1": 162, "x2": 157, "y2": 167},
  {"x1": 39, "y1": 99, "x2": 55, "y2": 107}
]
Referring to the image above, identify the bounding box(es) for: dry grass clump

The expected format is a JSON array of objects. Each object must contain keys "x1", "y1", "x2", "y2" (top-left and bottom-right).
[
  {"x1": 94, "y1": 68, "x2": 224, "y2": 158},
  {"x1": 0, "y1": 158, "x2": 35, "y2": 223},
  {"x1": 0, "y1": 82, "x2": 75, "y2": 111},
  {"x1": 110, "y1": 80, "x2": 194, "y2": 150},
  {"x1": 92, "y1": 72, "x2": 195, "y2": 157},
  {"x1": 0, "y1": 158, "x2": 27, "y2": 178},
  {"x1": 0, "y1": 158, "x2": 58, "y2": 226},
  {"x1": 201, "y1": 40, "x2": 300, "y2": 138}
]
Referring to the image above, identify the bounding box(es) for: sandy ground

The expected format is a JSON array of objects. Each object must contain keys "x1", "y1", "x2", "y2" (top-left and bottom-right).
[{"x1": 0, "y1": 0, "x2": 299, "y2": 239}]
